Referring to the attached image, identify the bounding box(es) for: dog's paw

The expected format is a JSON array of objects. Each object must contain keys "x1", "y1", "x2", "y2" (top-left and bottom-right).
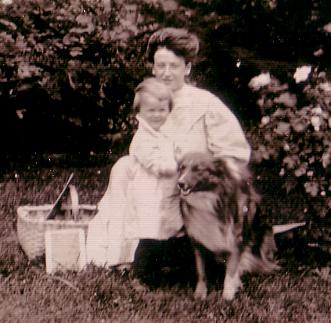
[
  {"x1": 194, "y1": 281, "x2": 208, "y2": 300},
  {"x1": 222, "y1": 272, "x2": 241, "y2": 301},
  {"x1": 222, "y1": 288, "x2": 236, "y2": 301}
]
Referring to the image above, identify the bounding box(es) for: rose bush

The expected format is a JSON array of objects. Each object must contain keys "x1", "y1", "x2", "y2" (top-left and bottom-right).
[
  {"x1": 247, "y1": 67, "x2": 331, "y2": 251},
  {"x1": 0, "y1": 0, "x2": 164, "y2": 154}
]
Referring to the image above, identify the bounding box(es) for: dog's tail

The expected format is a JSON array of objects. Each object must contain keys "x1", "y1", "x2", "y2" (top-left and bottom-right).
[
  {"x1": 272, "y1": 222, "x2": 306, "y2": 234},
  {"x1": 239, "y1": 249, "x2": 280, "y2": 274},
  {"x1": 239, "y1": 229, "x2": 280, "y2": 274}
]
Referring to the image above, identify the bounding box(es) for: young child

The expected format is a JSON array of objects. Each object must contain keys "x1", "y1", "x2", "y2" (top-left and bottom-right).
[
  {"x1": 86, "y1": 77, "x2": 183, "y2": 267},
  {"x1": 126, "y1": 77, "x2": 183, "y2": 240}
]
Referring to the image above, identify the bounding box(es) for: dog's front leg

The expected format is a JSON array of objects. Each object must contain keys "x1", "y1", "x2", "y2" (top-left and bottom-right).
[
  {"x1": 222, "y1": 250, "x2": 242, "y2": 301},
  {"x1": 193, "y1": 247, "x2": 208, "y2": 300}
]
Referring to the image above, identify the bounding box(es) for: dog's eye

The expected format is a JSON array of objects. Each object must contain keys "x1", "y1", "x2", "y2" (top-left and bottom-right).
[
  {"x1": 178, "y1": 164, "x2": 186, "y2": 172},
  {"x1": 192, "y1": 165, "x2": 205, "y2": 172}
]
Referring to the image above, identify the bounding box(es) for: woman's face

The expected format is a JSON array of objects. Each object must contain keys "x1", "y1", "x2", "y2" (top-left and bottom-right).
[{"x1": 152, "y1": 47, "x2": 191, "y2": 92}]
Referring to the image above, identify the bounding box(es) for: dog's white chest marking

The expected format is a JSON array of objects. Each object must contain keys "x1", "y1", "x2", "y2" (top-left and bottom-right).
[{"x1": 182, "y1": 192, "x2": 235, "y2": 253}]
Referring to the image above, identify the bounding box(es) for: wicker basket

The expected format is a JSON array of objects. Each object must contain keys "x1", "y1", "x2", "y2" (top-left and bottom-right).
[{"x1": 17, "y1": 184, "x2": 97, "y2": 260}]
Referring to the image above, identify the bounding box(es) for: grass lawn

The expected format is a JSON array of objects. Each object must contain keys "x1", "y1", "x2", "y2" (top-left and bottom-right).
[{"x1": 0, "y1": 162, "x2": 330, "y2": 322}]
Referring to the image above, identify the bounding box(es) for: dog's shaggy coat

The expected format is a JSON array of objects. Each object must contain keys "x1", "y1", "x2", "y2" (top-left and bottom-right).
[{"x1": 177, "y1": 152, "x2": 279, "y2": 300}]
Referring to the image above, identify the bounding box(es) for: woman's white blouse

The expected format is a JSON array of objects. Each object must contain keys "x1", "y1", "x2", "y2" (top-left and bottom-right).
[{"x1": 160, "y1": 84, "x2": 251, "y2": 163}]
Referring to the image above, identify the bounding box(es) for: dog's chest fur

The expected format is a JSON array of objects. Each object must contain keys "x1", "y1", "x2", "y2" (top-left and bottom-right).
[{"x1": 180, "y1": 191, "x2": 238, "y2": 253}]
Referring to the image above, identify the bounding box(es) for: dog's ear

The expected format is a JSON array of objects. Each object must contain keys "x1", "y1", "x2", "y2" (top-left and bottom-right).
[
  {"x1": 221, "y1": 157, "x2": 251, "y2": 182},
  {"x1": 177, "y1": 155, "x2": 185, "y2": 170},
  {"x1": 212, "y1": 157, "x2": 243, "y2": 180},
  {"x1": 212, "y1": 158, "x2": 228, "y2": 174}
]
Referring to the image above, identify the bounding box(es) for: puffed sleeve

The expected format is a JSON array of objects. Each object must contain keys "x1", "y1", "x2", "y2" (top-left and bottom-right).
[{"x1": 205, "y1": 95, "x2": 251, "y2": 163}]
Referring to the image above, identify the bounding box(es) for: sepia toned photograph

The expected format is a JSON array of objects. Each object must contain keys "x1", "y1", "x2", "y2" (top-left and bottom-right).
[{"x1": 0, "y1": 0, "x2": 330, "y2": 321}]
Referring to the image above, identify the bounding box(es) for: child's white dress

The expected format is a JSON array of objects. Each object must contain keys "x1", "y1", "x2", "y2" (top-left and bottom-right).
[
  {"x1": 86, "y1": 115, "x2": 183, "y2": 267},
  {"x1": 126, "y1": 115, "x2": 183, "y2": 240}
]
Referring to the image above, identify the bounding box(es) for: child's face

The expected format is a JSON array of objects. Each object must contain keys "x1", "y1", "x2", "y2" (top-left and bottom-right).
[{"x1": 139, "y1": 92, "x2": 171, "y2": 131}]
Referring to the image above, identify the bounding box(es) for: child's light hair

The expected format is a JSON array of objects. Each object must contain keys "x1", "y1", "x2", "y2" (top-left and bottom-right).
[{"x1": 133, "y1": 77, "x2": 173, "y2": 112}]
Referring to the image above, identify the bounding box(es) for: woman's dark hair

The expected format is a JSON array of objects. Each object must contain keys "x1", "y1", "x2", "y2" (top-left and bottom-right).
[{"x1": 146, "y1": 27, "x2": 199, "y2": 64}]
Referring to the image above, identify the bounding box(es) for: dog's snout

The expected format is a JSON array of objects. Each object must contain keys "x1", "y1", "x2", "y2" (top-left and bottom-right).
[
  {"x1": 177, "y1": 179, "x2": 192, "y2": 195},
  {"x1": 177, "y1": 181, "x2": 186, "y2": 190}
]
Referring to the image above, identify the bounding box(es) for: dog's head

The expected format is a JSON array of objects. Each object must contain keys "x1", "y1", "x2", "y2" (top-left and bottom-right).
[{"x1": 177, "y1": 152, "x2": 233, "y2": 196}]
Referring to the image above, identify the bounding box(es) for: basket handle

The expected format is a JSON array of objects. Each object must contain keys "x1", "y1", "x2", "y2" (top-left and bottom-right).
[
  {"x1": 46, "y1": 173, "x2": 74, "y2": 220},
  {"x1": 69, "y1": 184, "x2": 79, "y2": 221}
]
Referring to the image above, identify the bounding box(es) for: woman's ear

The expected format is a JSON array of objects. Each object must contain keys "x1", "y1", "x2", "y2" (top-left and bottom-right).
[
  {"x1": 151, "y1": 65, "x2": 156, "y2": 75},
  {"x1": 185, "y1": 62, "x2": 192, "y2": 76}
]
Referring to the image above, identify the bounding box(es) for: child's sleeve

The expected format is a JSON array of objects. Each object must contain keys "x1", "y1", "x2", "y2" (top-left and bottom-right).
[
  {"x1": 130, "y1": 131, "x2": 177, "y2": 177},
  {"x1": 153, "y1": 136, "x2": 178, "y2": 176}
]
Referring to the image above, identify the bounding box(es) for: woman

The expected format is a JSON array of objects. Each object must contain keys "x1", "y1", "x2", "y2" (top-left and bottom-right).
[
  {"x1": 86, "y1": 27, "x2": 250, "y2": 268},
  {"x1": 147, "y1": 28, "x2": 250, "y2": 171}
]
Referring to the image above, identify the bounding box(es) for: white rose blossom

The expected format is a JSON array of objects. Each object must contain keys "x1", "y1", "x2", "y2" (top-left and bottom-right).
[
  {"x1": 311, "y1": 115, "x2": 320, "y2": 131},
  {"x1": 311, "y1": 105, "x2": 322, "y2": 115},
  {"x1": 323, "y1": 22, "x2": 331, "y2": 33},
  {"x1": 248, "y1": 72, "x2": 271, "y2": 91},
  {"x1": 313, "y1": 48, "x2": 324, "y2": 57},
  {"x1": 283, "y1": 143, "x2": 290, "y2": 151},
  {"x1": 293, "y1": 66, "x2": 312, "y2": 83},
  {"x1": 261, "y1": 116, "x2": 270, "y2": 126}
]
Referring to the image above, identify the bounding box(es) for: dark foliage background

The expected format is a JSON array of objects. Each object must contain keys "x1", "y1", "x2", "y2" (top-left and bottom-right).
[
  {"x1": 1, "y1": 0, "x2": 330, "y2": 154},
  {"x1": 0, "y1": 0, "x2": 159, "y2": 156},
  {"x1": 0, "y1": 0, "x2": 331, "y2": 249}
]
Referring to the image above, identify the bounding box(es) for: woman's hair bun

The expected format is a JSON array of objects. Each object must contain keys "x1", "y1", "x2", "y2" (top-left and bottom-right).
[{"x1": 146, "y1": 27, "x2": 199, "y2": 63}]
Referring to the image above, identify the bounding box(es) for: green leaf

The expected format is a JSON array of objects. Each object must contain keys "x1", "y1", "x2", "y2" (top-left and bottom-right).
[
  {"x1": 70, "y1": 15, "x2": 95, "y2": 34},
  {"x1": 272, "y1": 108, "x2": 286, "y2": 118},
  {"x1": 304, "y1": 181, "x2": 319, "y2": 197},
  {"x1": 274, "y1": 92, "x2": 297, "y2": 108},
  {"x1": 322, "y1": 151, "x2": 331, "y2": 168},
  {"x1": 17, "y1": 62, "x2": 41, "y2": 79},
  {"x1": 68, "y1": 117, "x2": 83, "y2": 127},
  {"x1": 294, "y1": 162, "x2": 308, "y2": 177},
  {"x1": 63, "y1": 34, "x2": 80, "y2": 46},
  {"x1": 291, "y1": 118, "x2": 307, "y2": 133},
  {"x1": 0, "y1": 18, "x2": 17, "y2": 30},
  {"x1": 69, "y1": 47, "x2": 83, "y2": 57},
  {"x1": 283, "y1": 155, "x2": 299, "y2": 169},
  {"x1": 274, "y1": 122, "x2": 291, "y2": 136},
  {"x1": 283, "y1": 179, "x2": 297, "y2": 193}
]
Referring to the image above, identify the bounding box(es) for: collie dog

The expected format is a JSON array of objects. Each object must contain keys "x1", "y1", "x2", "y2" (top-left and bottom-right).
[{"x1": 177, "y1": 152, "x2": 279, "y2": 301}]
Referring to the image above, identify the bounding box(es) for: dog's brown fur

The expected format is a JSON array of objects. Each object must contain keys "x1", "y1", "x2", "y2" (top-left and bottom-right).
[{"x1": 177, "y1": 152, "x2": 279, "y2": 300}]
